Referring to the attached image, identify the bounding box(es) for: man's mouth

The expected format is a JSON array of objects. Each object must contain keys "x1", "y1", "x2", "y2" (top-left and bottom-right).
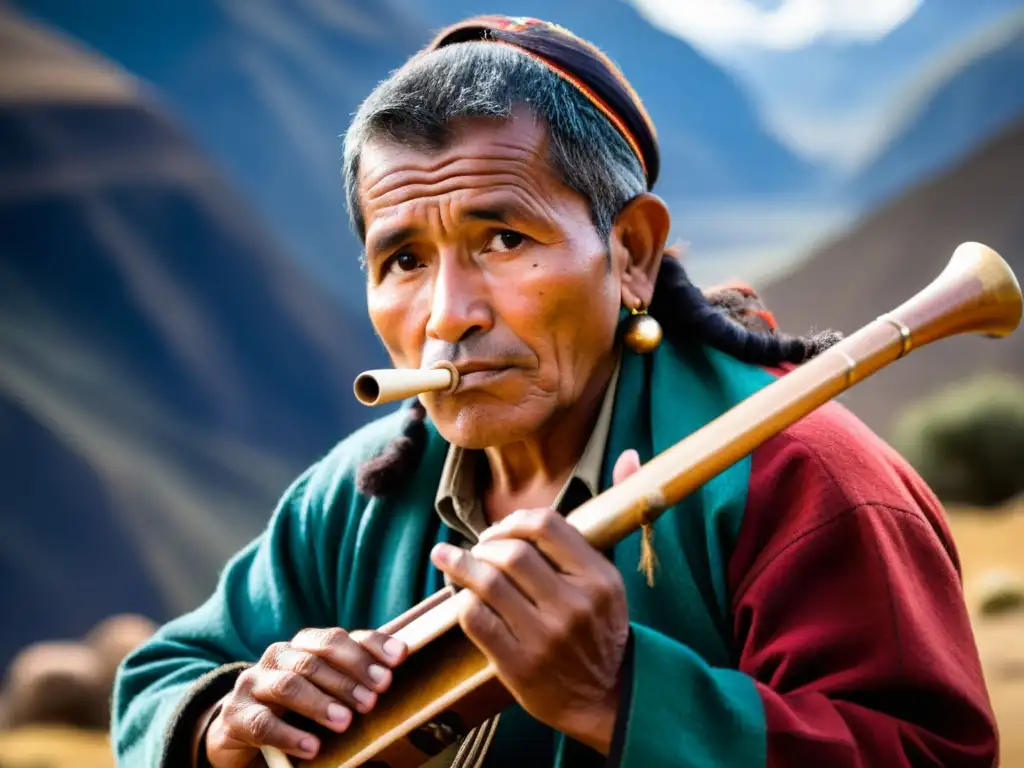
[{"x1": 453, "y1": 361, "x2": 516, "y2": 388}]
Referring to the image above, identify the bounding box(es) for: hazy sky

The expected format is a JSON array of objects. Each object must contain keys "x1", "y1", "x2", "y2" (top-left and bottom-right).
[{"x1": 628, "y1": 0, "x2": 923, "y2": 53}]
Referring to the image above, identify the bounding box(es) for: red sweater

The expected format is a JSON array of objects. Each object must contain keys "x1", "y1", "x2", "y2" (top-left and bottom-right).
[{"x1": 727, "y1": 397, "x2": 997, "y2": 764}]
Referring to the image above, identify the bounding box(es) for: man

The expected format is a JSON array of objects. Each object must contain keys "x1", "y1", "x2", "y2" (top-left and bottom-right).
[{"x1": 113, "y1": 16, "x2": 998, "y2": 768}]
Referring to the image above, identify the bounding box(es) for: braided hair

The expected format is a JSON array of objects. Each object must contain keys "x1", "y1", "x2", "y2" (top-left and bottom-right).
[
  {"x1": 654, "y1": 255, "x2": 841, "y2": 365},
  {"x1": 355, "y1": 256, "x2": 841, "y2": 496}
]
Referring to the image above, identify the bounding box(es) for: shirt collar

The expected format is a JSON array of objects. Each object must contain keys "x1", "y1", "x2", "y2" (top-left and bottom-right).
[{"x1": 435, "y1": 357, "x2": 621, "y2": 542}]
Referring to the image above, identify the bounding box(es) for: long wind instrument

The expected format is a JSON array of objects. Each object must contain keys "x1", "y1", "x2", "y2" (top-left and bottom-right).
[{"x1": 264, "y1": 242, "x2": 1021, "y2": 768}]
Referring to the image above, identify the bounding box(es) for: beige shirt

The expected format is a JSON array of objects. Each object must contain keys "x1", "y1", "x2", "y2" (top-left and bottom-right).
[{"x1": 434, "y1": 359, "x2": 621, "y2": 541}]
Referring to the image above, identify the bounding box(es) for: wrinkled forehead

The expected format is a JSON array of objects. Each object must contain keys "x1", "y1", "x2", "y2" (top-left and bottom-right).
[{"x1": 357, "y1": 110, "x2": 573, "y2": 234}]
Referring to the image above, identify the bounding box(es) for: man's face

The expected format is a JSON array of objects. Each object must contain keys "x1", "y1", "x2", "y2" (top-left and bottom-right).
[{"x1": 359, "y1": 109, "x2": 624, "y2": 448}]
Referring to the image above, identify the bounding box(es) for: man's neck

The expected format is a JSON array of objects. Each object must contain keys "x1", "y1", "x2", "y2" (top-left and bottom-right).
[{"x1": 481, "y1": 355, "x2": 617, "y2": 524}]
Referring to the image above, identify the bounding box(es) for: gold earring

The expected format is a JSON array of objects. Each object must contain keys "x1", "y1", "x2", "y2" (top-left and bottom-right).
[{"x1": 623, "y1": 302, "x2": 662, "y2": 354}]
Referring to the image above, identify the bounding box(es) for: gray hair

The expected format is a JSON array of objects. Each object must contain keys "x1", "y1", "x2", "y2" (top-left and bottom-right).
[{"x1": 341, "y1": 41, "x2": 646, "y2": 243}]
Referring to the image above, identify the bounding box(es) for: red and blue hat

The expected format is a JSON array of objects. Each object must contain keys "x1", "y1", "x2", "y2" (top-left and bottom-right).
[{"x1": 426, "y1": 16, "x2": 660, "y2": 190}]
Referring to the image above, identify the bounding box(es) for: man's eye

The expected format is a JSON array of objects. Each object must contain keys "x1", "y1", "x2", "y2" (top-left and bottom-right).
[
  {"x1": 382, "y1": 251, "x2": 422, "y2": 278},
  {"x1": 395, "y1": 252, "x2": 420, "y2": 271},
  {"x1": 487, "y1": 231, "x2": 526, "y2": 252}
]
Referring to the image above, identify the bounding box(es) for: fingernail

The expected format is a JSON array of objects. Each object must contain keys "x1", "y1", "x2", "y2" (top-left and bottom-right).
[
  {"x1": 299, "y1": 737, "x2": 318, "y2": 755},
  {"x1": 327, "y1": 703, "x2": 350, "y2": 725},
  {"x1": 382, "y1": 638, "x2": 404, "y2": 660},
  {"x1": 368, "y1": 663, "x2": 389, "y2": 685},
  {"x1": 353, "y1": 684, "x2": 375, "y2": 707},
  {"x1": 432, "y1": 543, "x2": 454, "y2": 565}
]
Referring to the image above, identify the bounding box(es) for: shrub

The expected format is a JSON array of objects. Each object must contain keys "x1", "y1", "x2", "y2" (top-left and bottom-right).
[{"x1": 891, "y1": 373, "x2": 1024, "y2": 507}]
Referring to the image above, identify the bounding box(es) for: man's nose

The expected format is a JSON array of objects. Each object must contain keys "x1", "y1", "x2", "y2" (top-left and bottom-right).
[{"x1": 425, "y1": 257, "x2": 493, "y2": 344}]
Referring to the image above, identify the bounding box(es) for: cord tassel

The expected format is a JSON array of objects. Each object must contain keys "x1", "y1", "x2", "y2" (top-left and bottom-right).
[{"x1": 638, "y1": 523, "x2": 658, "y2": 587}]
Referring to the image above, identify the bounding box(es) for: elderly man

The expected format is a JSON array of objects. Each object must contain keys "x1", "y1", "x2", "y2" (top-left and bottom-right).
[{"x1": 113, "y1": 15, "x2": 997, "y2": 768}]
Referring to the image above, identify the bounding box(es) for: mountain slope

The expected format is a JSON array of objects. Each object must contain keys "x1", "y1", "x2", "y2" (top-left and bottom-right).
[
  {"x1": 710, "y1": 0, "x2": 1020, "y2": 171},
  {"x1": 12, "y1": 0, "x2": 426, "y2": 305},
  {"x1": 761, "y1": 119, "x2": 1024, "y2": 436},
  {"x1": 850, "y1": 11, "x2": 1024, "y2": 204},
  {"x1": 0, "y1": 9, "x2": 385, "y2": 667}
]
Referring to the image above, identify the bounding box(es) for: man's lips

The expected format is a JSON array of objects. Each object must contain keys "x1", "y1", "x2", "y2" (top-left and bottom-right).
[
  {"x1": 454, "y1": 360, "x2": 514, "y2": 376},
  {"x1": 449, "y1": 361, "x2": 516, "y2": 388}
]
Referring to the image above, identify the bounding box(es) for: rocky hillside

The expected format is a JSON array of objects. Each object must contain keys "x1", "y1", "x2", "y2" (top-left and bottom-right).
[{"x1": 761, "y1": 119, "x2": 1024, "y2": 436}]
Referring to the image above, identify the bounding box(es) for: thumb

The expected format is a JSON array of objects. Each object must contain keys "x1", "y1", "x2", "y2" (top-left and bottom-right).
[{"x1": 612, "y1": 449, "x2": 642, "y2": 485}]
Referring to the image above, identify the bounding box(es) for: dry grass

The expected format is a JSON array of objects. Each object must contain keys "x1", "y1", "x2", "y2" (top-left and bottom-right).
[
  {"x1": 0, "y1": 725, "x2": 113, "y2": 767},
  {"x1": 946, "y1": 498, "x2": 1024, "y2": 767},
  {"x1": 946, "y1": 498, "x2": 1024, "y2": 589}
]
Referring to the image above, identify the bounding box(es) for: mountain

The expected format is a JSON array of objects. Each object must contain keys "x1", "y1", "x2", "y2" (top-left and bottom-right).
[
  {"x1": 706, "y1": 0, "x2": 1021, "y2": 172},
  {"x1": 14, "y1": 0, "x2": 821, "y2": 293},
  {"x1": 850, "y1": 9, "x2": 1024, "y2": 205},
  {"x1": 0, "y1": 8, "x2": 385, "y2": 668},
  {"x1": 11, "y1": 0, "x2": 426, "y2": 306},
  {"x1": 760, "y1": 119, "x2": 1024, "y2": 437}
]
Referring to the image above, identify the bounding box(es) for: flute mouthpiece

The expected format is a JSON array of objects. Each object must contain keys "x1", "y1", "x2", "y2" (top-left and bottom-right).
[{"x1": 353, "y1": 362, "x2": 459, "y2": 406}]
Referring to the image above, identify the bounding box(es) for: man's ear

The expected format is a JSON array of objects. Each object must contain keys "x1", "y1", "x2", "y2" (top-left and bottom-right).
[{"x1": 609, "y1": 193, "x2": 670, "y2": 309}]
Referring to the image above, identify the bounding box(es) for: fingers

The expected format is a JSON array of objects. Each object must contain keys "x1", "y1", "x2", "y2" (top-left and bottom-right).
[
  {"x1": 431, "y1": 543, "x2": 536, "y2": 639},
  {"x1": 612, "y1": 448, "x2": 642, "y2": 485},
  {"x1": 475, "y1": 449, "x2": 642, "y2": 574},
  {"x1": 245, "y1": 628, "x2": 403, "y2": 732},
  {"x1": 477, "y1": 508, "x2": 596, "y2": 575},
  {"x1": 217, "y1": 678, "x2": 325, "y2": 761},
  {"x1": 267, "y1": 646, "x2": 367, "y2": 718},
  {"x1": 457, "y1": 591, "x2": 519, "y2": 663},
  {"x1": 212, "y1": 628, "x2": 407, "y2": 764},
  {"x1": 287, "y1": 628, "x2": 397, "y2": 713},
  {"x1": 247, "y1": 664, "x2": 352, "y2": 730},
  {"x1": 349, "y1": 629, "x2": 408, "y2": 667},
  {"x1": 470, "y1": 538, "x2": 563, "y2": 607}
]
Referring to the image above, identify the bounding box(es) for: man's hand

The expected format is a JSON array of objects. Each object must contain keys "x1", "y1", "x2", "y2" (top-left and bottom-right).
[
  {"x1": 431, "y1": 449, "x2": 642, "y2": 755},
  {"x1": 204, "y1": 628, "x2": 407, "y2": 767}
]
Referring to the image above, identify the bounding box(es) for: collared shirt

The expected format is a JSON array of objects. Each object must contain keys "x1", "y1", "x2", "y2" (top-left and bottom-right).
[{"x1": 434, "y1": 359, "x2": 621, "y2": 542}]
